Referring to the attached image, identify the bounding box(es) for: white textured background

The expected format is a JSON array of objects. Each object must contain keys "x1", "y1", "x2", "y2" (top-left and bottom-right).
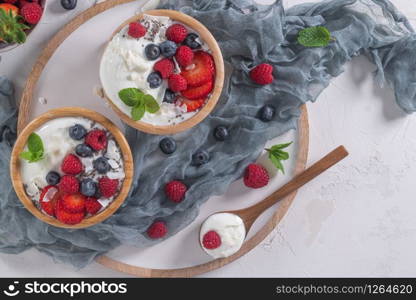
[{"x1": 1, "y1": 0, "x2": 416, "y2": 277}]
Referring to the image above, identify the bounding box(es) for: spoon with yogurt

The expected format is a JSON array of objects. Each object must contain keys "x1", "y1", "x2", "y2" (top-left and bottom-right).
[{"x1": 200, "y1": 145, "x2": 349, "y2": 259}]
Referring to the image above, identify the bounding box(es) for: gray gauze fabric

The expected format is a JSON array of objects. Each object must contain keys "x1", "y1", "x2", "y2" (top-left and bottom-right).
[{"x1": 1, "y1": 0, "x2": 416, "y2": 267}]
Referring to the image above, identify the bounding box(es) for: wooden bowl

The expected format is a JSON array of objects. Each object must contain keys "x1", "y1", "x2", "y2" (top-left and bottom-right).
[
  {"x1": 100, "y1": 9, "x2": 225, "y2": 135},
  {"x1": 10, "y1": 107, "x2": 134, "y2": 229}
]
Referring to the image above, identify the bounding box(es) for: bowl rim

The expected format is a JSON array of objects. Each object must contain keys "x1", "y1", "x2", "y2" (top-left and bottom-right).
[
  {"x1": 10, "y1": 107, "x2": 134, "y2": 229},
  {"x1": 99, "y1": 9, "x2": 225, "y2": 135}
]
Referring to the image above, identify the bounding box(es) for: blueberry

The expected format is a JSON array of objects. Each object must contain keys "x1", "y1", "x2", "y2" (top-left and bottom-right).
[
  {"x1": 147, "y1": 72, "x2": 163, "y2": 89},
  {"x1": 258, "y1": 105, "x2": 276, "y2": 122},
  {"x1": 69, "y1": 124, "x2": 87, "y2": 140},
  {"x1": 75, "y1": 144, "x2": 93, "y2": 158},
  {"x1": 61, "y1": 0, "x2": 77, "y2": 10},
  {"x1": 213, "y1": 126, "x2": 229, "y2": 141},
  {"x1": 93, "y1": 157, "x2": 110, "y2": 174},
  {"x1": 163, "y1": 89, "x2": 177, "y2": 104},
  {"x1": 46, "y1": 171, "x2": 60, "y2": 185},
  {"x1": 144, "y1": 44, "x2": 161, "y2": 60},
  {"x1": 183, "y1": 33, "x2": 201, "y2": 49},
  {"x1": 159, "y1": 137, "x2": 176, "y2": 154},
  {"x1": 159, "y1": 40, "x2": 177, "y2": 57},
  {"x1": 192, "y1": 150, "x2": 210, "y2": 166},
  {"x1": 81, "y1": 178, "x2": 97, "y2": 197}
]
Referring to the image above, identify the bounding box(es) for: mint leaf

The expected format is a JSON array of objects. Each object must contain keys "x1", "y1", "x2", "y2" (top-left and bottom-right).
[
  {"x1": 269, "y1": 142, "x2": 292, "y2": 151},
  {"x1": 118, "y1": 88, "x2": 143, "y2": 107},
  {"x1": 297, "y1": 26, "x2": 332, "y2": 47},
  {"x1": 131, "y1": 102, "x2": 145, "y2": 121},
  {"x1": 27, "y1": 133, "x2": 44, "y2": 154},
  {"x1": 30, "y1": 150, "x2": 44, "y2": 162},
  {"x1": 266, "y1": 141, "x2": 292, "y2": 174},
  {"x1": 143, "y1": 95, "x2": 160, "y2": 113},
  {"x1": 19, "y1": 151, "x2": 34, "y2": 161}
]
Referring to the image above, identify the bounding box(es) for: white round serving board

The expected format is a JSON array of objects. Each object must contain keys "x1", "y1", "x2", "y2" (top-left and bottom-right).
[{"x1": 29, "y1": 0, "x2": 305, "y2": 271}]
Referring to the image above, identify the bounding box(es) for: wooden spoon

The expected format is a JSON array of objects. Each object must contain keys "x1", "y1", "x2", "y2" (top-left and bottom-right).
[{"x1": 224, "y1": 145, "x2": 349, "y2": 233}]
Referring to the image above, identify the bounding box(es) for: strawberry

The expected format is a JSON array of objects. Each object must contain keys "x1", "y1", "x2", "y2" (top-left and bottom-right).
[
  {"x1": 39, "y1": 185, "x2": 59, "y2": 216},
  {"x1": 61, "y1": 193, "x2": 86, "y2": 214},
  {"x1": 58, "y1": 175, "x2": 79, "y2": 194},
  {"x1": 98, "y1": 177, "x2": 119, "y2": 198},
  {"x1": 55, "y1": 200, "x2": 85, "y2": 225},
  {"x1": 168, "y1": 74, "x2": 187, "y2": 92},
  {"x1": 85, "y1": 197, "x2": 102, "y2": 215},
  {"x1": 175, "y1": 45, "x2": 194, "y2": 67},
  {"x1": 85, "y1": 129, "x2": 107, "y2": 151},
  {"x1": 202, "y1": 230, "x2": 221, "y2": 249},
  {"x1": 243, "y1": 163, "x2": 269, "y2": 188},
  {"x1": 179, "y1": 98, "x2": 205, "y2": 112},
  {"x1": 165, "y1": 180, "x2": 187, "y2": 203},
  {"x1": 147, "y1": 221, "x2": 168, "y2": 239},
  {"x1": 20, "y1": 2, "x2": 42, "y2": 25},
  {"x1": 249, "y1": 63, "x2": 274, "y2": 85},
  {"x1": 128, "y1": 22, "x2": 146, "y2": 38},
  {"x1": 154, "y1": 58, "x2": 174, "y2": 79},
  {"x1": 180, "y1": 51, "x2": 215, "y2": 87},
  {"x1": 181, "y1": 80, "x2": 213, "y2": 100},
  {"x1": 0, "y1": 3, "x2": 19, "y2": 15},
  {"x1": 61, "y1": 154, "x2": 83, "y2": 175},
  {"x1": 166, "y1": 23, "x2": 187, "y2": 43}
]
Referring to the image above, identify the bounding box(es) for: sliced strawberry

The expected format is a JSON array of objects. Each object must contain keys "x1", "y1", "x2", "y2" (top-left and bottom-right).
[
  {"x1": 180, "y1": 98, "x2": 205, "y2": 112},
  {"x1": 61, "y1": 193, "x2": 86, "y2": 214},
  {"x1": 180, "y1": 51, "x2": 215, "y2": 87},
  {"x1": 39, "y1": 185, "x2": 59, "y2": 217},
  {"x1": 55, "y1": 200, "x2": 85, "y2": 225},
  {"x1": 181, "y1": 80, "x2": 213, "y2": 100}
]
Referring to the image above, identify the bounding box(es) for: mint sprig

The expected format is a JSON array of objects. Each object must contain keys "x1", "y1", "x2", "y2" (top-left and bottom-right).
[
  {"x1": 265, "y1": 142, "x2": 292, "y2": 174},
  {"x1": 20, "y1": 133, "x2": 45, "y2": 163},
  {"x1": 297, "y1": 26, "x2": 333, "y2": 47},
  {"x1": 118, "y1": 88, "x2": 160, "y2": 121}
]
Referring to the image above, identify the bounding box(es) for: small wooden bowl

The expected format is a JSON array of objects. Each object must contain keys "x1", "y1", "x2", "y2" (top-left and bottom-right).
[
  {"x1": 10, "y1": 107, "x2": 134, "y2": 229},
  {"x1": 100, "y1": 9, "x2": 225, "y2": 135}
]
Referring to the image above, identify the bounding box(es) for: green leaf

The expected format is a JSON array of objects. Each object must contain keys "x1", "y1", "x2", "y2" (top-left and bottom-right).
[
  {"x1": 27, "y1": 133, "x2": 44, "y2": 153},
  {"x1": 269, "y1": 141, "x2": 292, "y2": 151},
  {"x1": 143, "y1": 94, "x2": 160, "y2": 113},
  {"x1": 30, "y1": 150, "x2": 44, "y2": 162},
  {"x1": 297, "y1": 26, "x2": 332, "y2": 47},
  {"x1": 266, "y1": 141, "x2": 292, "y2": 174},
  {"x1": 19, "y1": 151, "x2": 34, "y2": 162},
  {"x1": 131, "y1": 102, "x2": 145, "y2": 121},
  {"x1": 118, "y1": 88, "x2": 143, "y2": 107}
]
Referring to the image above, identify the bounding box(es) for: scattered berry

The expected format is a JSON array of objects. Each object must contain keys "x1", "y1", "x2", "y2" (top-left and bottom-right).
[
  {"x1": 75, "y1": 144, "x2": 93, "y2": 158},
  {"x1": 165, "y1": 180, "x2": 187, "y2": 203},
  {"x1": 180, "y1": 98, "x2": 205, "y2": 112},
  {"x1": 159, "y1": 137, "x2": 176, "y2": 154},
  {"x1": 244, "y1": 163, "x2": 269, "y2": 189},
  {"x1": 69, "y1": 124, "x2": 87, "y2": 140},
  {"x1": 85, "y1": 197, "x2": 102, "y2": 215},
  {"x1": 55, "y1": 199, "x2": 85, "y2": 225},
  {"x1": 163, "y1": 89, "x2": 177, "y2": 104},
  {"x1": 183, "y1": 33, "x2": 201, "y2": 49},
  {"x1": 213, "y1": 126, "x2": 229, "y2": 141},
  {"x1": 98, "y1": 177, "x2": 119, "y2": 198},
  {"x1": 85, "y1": 129, "x2": 107, "y2": 151},
  {"x1": 128, "y1": 22, "x2": 146, "y2": 39},
  {"x1": 46, "y1": 171, "x2": 61, "y2": 185},
  {"x1": 258, "y1": 104, "x2": 275, "y2": 122},
  {"x1": 180, "y1": 51, "x2": 215, "y2": 87},
  {"x1": 153, "y1": 58, "x2": 174, "y2": 79},
  {"x1": 144, "y1": 43, "x2": 161, "y2": 60},
  {"x1": 61, "y1": 193, "x2": 86, "y2": 214},
  {"x1": 58, "y1": 175, "x2": 79, "y2": 194},
  {"x1": 93, "y1": 157, "x2": 110, "y2": 174},
  {"x1": 159, "y1": 40, "x2": 177, "y2": 58},
  {"x1": 202, "y1": 230, "x2": 222, "y2": 249},
  {"x1": 166, "y1": 23, "x2": 187, "y2": 43},
  {"x1": 147, "y1": 221, "x2": 167, "y2": 239},
  {"x1": 181, "y1": 80, "x2": 213, "y2": 100},
  {"x1": 168, "y1": 74, "x2": 187, "y2": 92},
  {"x1": 250, "y1": 63, "x2": 274, "y2": 85},
  {"x1": 147, "y1": 71, "x2": 163, "y2": 89},
  {"x1": 39, "y1": 185, "x2": 59, "y2": 217},
  {"x1": 60, "y1": 0, "x2": 77, "y2": 10},
  {"x1": 192, "y1": 150, "x2": 210, "y2": 166},
  {"x1": 61, "y1": 154, "x2": 83, "y2": 175},
  {"x1": 80, "y1": 178, "x2": 98, "y2": 197},
  {"x1": 20, "y1": 2, "x2": 42, "y2": 25},
  {"x1": 175, "y1": 45, "x2": 194, "y2": 67}
]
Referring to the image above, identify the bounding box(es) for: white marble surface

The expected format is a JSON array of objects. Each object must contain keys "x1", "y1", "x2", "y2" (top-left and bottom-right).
[{"x1": 1, "y1": 0, "x2": 416, "y2": 277}]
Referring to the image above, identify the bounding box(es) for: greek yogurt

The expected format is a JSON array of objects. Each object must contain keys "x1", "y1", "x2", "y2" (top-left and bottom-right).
[{"x1": 200, "y1": 213, "x2": 246, "y2": 259}]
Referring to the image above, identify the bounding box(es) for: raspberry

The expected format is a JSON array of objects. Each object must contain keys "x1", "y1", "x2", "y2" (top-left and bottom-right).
[
  {"x1": 61, "y1": 154, "x2": 83, "y2": 175},
  {"x1": 154, "y1": 58, "x2": 174, "y2": 79},
  {"x1": 168, "y1": 74, "x2": 187, "y2": 92},
  {"x1": 85, "y1": 129, "x2": 107, "y2": 151},
  {"x1": 147, "y1": 221, "x2": 167, "y2": 239},
  {"x1": 61, "y1": 193, "x2": 86, "y2": 214},
  {"x1": 59, "y1": 175, "x2": 79, "y2": 194},
  {"x1": 175, "y1": 45, "x2": 194, "y2": 67},
  {"x1": 98, "y1": 177, "x2": 119, "y2": 198},
  {"x1": 55, "y1": 200, "x2": 85, "y2": 225},
  {"x1": 20, "y1": 2, "x2": 43, "y2": 25},
  {"x1": 202, "y1": 230, "x2": 221, "y2": 249},
  {"x1": 166, "y1": 23, "x2": 187, "y2": 43},
  {"x1": 249, "y1": 63, "x2": 274, "y2": 85},
  {"x1": 165, "y1": 180, "x2": 187, "y2": 203},
  {"x1": 85, "y1": 197, "x2": 102, "y2": 215},
  {"x1": 243, "y1": 163, "x2": 269, "y2": 188},
  {"x1": 127, "y1": 22, "x2": 146, "y2": 38}
]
